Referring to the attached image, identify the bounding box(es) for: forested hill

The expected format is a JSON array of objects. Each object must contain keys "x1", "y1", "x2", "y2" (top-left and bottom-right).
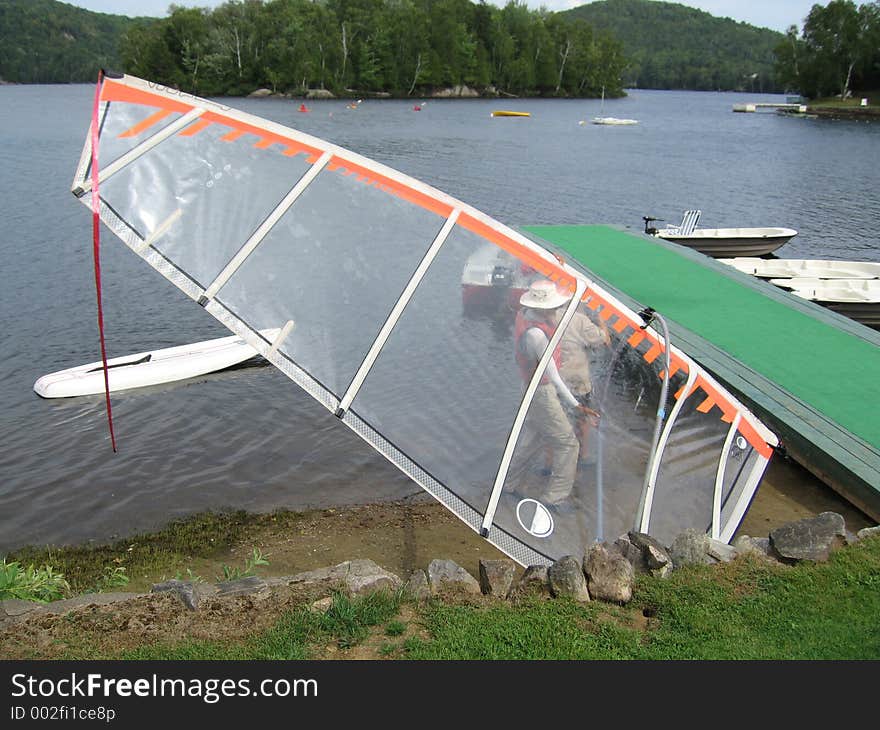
[
  {"x1": 562, "y1": 0, "x2": 784, "y2": 91},
  {"x1": 0, "y1": 0, "x2": 141, "y2": 83}
]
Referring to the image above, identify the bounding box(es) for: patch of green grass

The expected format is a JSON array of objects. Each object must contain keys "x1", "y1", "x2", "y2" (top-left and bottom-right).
[
  {"x1": 402, "y1": 595, "x2": 643, "y2": 660},
  {"x1": 402, "y1": 538, "x2": 880, "y2": 660},
  {"x1": 7, "y1": 510, "x2": 304, "y2": 594},
  {"x1": 0, "y1": 559, "x2": 70, "y2": 602},
  {"x1": 216, "y1": 547, "x2": 270, "y2": 582},
  {"x1": 385, "y1": 620, "x2": 406, "y2": 636},
  {"x1": 117, "y1": 589, "x2": 404, "y2": 660}
]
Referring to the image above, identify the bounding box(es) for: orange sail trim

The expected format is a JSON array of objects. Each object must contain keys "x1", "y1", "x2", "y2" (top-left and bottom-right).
[
  {"x1": 628, "y1": 331, "x2": 646, "y2": 347},
  {"x1": 643, "y1": 342, "x2": 664, "y2": 363},
  {"x1": 694, "y1": 375, "x2": 772, "y2": 456},
  {"x1": 177, "y1": 118, "x2": 212, "y2": 137},
  {"x1": 457, "y1": 213, "x2": 575, "y2": 290},
  {"x1": 119, "y1": 109, "x2": 173, "y2": 138},
  {"x1": 696, "y1": 395, "x2": 716, "y2": 413},
  {"x1": 100, "y1": 80, "x2": 325, "y2": 162},
  {"x1": 100, "y1": 78, "x2": 194, "y2": 114},
  {"x1": 326, "y1": 156, "x2": 453, "y2": 219}
]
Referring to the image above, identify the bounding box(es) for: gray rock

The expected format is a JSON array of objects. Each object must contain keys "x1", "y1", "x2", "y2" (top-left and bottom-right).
[
  {"x1": 248, "y1": 88, "x2": 273, "y2": 98},
  {"x1": 215, "y1": 576, "x2": 270, "y2": 599},
  {"x1": 478, "y1": 559, "x2": 516, "y2": 598},
  {"x1": 152, "y1": 579, "x2": 199, "y2": 610},
  {"x1": 0, "y1": 599, "x2": 42, "y2": 628},
  {"x1": 427, "y1": 559, "x2": 481, "y2": 595},
  {"x1": 670, "y1": 529, "x2": 713, "y2": 568},
  {"x1": 342, "y1": 559, "x2": 402, "y2": 595},
  {"x1": 275, "y1": 560, "x2": 401, "y2": 596},
  {"x1": 547, "y1": 556, "x2": 590, "y2": 602},
  {"x1": 309, "y1": 597, "x2": 334, "y2": 613},
  {"x1": 627, "y1": 531, "x2": 673, "y2": 577},
  {"x1": 515, "y1": 565, "x2": 550, "y2": 594},
  {"x1": 38, "y1": 592, "x2": 143, "y2": 614},
  {"x1": 707, "y1": 538, "x2": 739, "y2": 563},
  {"x1": 613, "y1": 535, "x2": 645, "y2": 571},
  {"x1": 770, "y1": 512, "x2": 847, "y2": 562},
  {"x1": 404, "y1": 570, "x2": 431, "y2": 601},
  {"x1": 732, "y1": 535, "x2": 775, "y2": 560},
  {"x1": 857, "y1": 525, "x2": 880, "y2": 541},
  {"x1": 583, "y1": 544, "x2": 633, "y2": 604}
]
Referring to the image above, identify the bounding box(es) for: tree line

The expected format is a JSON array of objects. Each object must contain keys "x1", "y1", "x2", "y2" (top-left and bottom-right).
[
  {"x1": 117, "y1": 0, "x2": 627, "y2": 98},
  {"x1": 774, "y1": 0, "x2": 880, "y2": 99}
]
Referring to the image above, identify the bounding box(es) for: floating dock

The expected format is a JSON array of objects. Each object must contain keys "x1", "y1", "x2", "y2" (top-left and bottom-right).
[
  {"x1": 733, "y1": 102, "x2": 808, "y2": 113},
  {"x1": 522, "y1": 224, "x2": 880, "y2": 522}
]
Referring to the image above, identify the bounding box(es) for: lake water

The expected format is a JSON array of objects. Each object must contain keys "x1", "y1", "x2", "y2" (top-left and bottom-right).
[{"x1": 1, "y1": 85, "x2": 878, "y2": 551}]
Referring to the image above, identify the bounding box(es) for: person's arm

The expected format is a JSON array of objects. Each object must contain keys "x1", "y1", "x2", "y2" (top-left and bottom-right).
[{"x1": 523, "y1": 328, "x2": 579, "y2": 408}]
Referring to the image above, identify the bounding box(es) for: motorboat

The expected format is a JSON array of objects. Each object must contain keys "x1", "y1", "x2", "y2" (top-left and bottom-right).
[
  {"x1": 590, "y1": 117, "x2": 638, "y2": 125},
  {"x1": 768, "y1": 278, "x2": 880, "y2": 329},
  {"x1": 720, "y1": 257, "x2": 880, "y2": 280},
  {"x1": 644, "y1": 210, "x2": 797, "y2": 258}
]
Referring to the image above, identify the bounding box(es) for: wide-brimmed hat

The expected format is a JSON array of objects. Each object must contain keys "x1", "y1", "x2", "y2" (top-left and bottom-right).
[{"x1": 520, "y1": 279, "x2": 572, "y2": 310}]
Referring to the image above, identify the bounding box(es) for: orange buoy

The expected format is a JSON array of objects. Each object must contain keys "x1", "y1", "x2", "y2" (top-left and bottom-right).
[{"x1": 298, "y1": 103, "x2": 309, "y2": 112}]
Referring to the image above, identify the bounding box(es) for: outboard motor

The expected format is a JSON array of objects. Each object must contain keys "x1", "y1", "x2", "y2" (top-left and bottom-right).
[
  {"x1": 491, "y1": 264, "x2": 512, "y2": 287},
  {"x1": 642, "y1": 216, "x2": 661, "y2": 235}
]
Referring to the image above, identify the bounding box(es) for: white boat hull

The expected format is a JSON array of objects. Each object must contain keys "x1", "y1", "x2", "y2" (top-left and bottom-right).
[
  {"x1": 768, "y1": 278, "x2": 880, "y2": 329},
  {"x1": 34, "y1": 329, "x2": 280, "y2": 398},
  {"x1": 655, "y1": 227, "x2": 797, "y2": 257},
  {"x1": 591, "y1": 117, "x2": 638, "y2": 125},
  {"x1": 720, "y1": 257, "x2": 880, "y2": 280}
]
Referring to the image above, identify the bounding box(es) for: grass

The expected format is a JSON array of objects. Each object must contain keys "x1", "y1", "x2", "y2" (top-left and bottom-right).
[
  {"x1": 4, "y1": 509, "x2": 879, "y2": 660},
  {"x1": 5, "y1": 510, "x2": 302, "y2": 595},
  {"x1": 120, "y1": 589, "x2": 404, "y2": 660}
]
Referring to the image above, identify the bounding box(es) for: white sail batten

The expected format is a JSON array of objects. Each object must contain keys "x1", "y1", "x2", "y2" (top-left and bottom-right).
[
  {"x1": 201, "y1": 151, "x2": 333, "y2": 304},
  {"x1": 137, "y1": 208, "x2": 183, "y2": 252},
  {"x1": 337, "y1": 209, "x2": 461, "y2": 416},
  {"x1": 638, "y1": 367, "x2": 698, "y2": 534},
  {"x1": 480, "y1": 278, "x2": 588, "y2": 536},
  {"x1": 75, "y1": 108, "x2": 206, "y2": 196}
]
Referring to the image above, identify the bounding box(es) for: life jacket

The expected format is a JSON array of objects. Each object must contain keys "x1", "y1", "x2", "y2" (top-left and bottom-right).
[{"x1": 514, "y1": 310, "x2": 561, "y2": 385}]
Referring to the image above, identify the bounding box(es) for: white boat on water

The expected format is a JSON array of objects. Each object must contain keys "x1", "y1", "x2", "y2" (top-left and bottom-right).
[
  {"x1": 586, "y1": 86, "x2": 638, "y2": 126},
  {"x1": 591, "y1": 116, "x2": 638, "y2": 125},
  {"x1": 644, "y1": 210, "x2": 797, "y2": 258},
  {"x1": 720, "y1": 257, "x2": 880, "y2": 280},
  {"x1": 768, "y1": 278, "x2": 880, "y2": 329}
]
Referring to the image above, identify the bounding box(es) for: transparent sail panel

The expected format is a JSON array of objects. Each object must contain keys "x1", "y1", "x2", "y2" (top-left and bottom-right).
[
  {"x1": 647, "y1": 388, "x2": 731, "y2": 545},
  {"x1": 98, "y1": 121, "x2": 314, "y2": 289},
  {"x1": 351, "y1": 230, "x2": 535, "y2": 517},
  {"x1": 95, "y1": 101, "x2": 186, "y2": 171},
  {"x1": 217, "y1": 166, "x2": 446, "y2": 396},
  {"x1": 495, "y1": 302, "x2": 655, "y2": 561}
]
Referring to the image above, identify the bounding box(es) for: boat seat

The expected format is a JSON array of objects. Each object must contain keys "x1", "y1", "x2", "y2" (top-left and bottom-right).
[{"x1": 668, "y1": 209, "x2": 701, "y2": 236}]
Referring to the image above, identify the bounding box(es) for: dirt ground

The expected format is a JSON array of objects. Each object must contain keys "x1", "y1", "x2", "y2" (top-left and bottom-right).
[{"x1": 1, "y1": 454, "x2": 873, "y2": 660}]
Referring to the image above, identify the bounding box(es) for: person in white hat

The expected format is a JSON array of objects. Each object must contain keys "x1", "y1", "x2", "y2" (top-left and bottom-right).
[{"x1": 513, "y1": 279, "x2": 595, "y2": 506}]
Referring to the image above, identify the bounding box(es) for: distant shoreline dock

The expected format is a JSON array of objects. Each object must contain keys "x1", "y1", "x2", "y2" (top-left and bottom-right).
[{"x1": 733, "y1": 102, "x2": 808, "y2": 113}]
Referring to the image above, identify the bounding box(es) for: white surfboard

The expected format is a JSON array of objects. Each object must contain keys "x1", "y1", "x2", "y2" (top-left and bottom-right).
[{"x1": 34, "y1": 328, "x2": 280, "y2": 398}]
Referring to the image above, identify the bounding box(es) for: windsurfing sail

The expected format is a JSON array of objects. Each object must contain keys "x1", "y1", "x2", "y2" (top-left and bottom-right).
[{"x1": 71, "y1": 74, "x2": 777, "y2": 566}]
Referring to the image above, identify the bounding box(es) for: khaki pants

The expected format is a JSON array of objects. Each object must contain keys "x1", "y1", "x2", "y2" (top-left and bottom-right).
[{"x1": 518, "y1": 383, "x2": 579, "y2": 503}]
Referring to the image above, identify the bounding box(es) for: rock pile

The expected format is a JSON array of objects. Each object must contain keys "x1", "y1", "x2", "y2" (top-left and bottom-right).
[{"x1": 1, "y1": 513, "x2": 876, "y2": 627}]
